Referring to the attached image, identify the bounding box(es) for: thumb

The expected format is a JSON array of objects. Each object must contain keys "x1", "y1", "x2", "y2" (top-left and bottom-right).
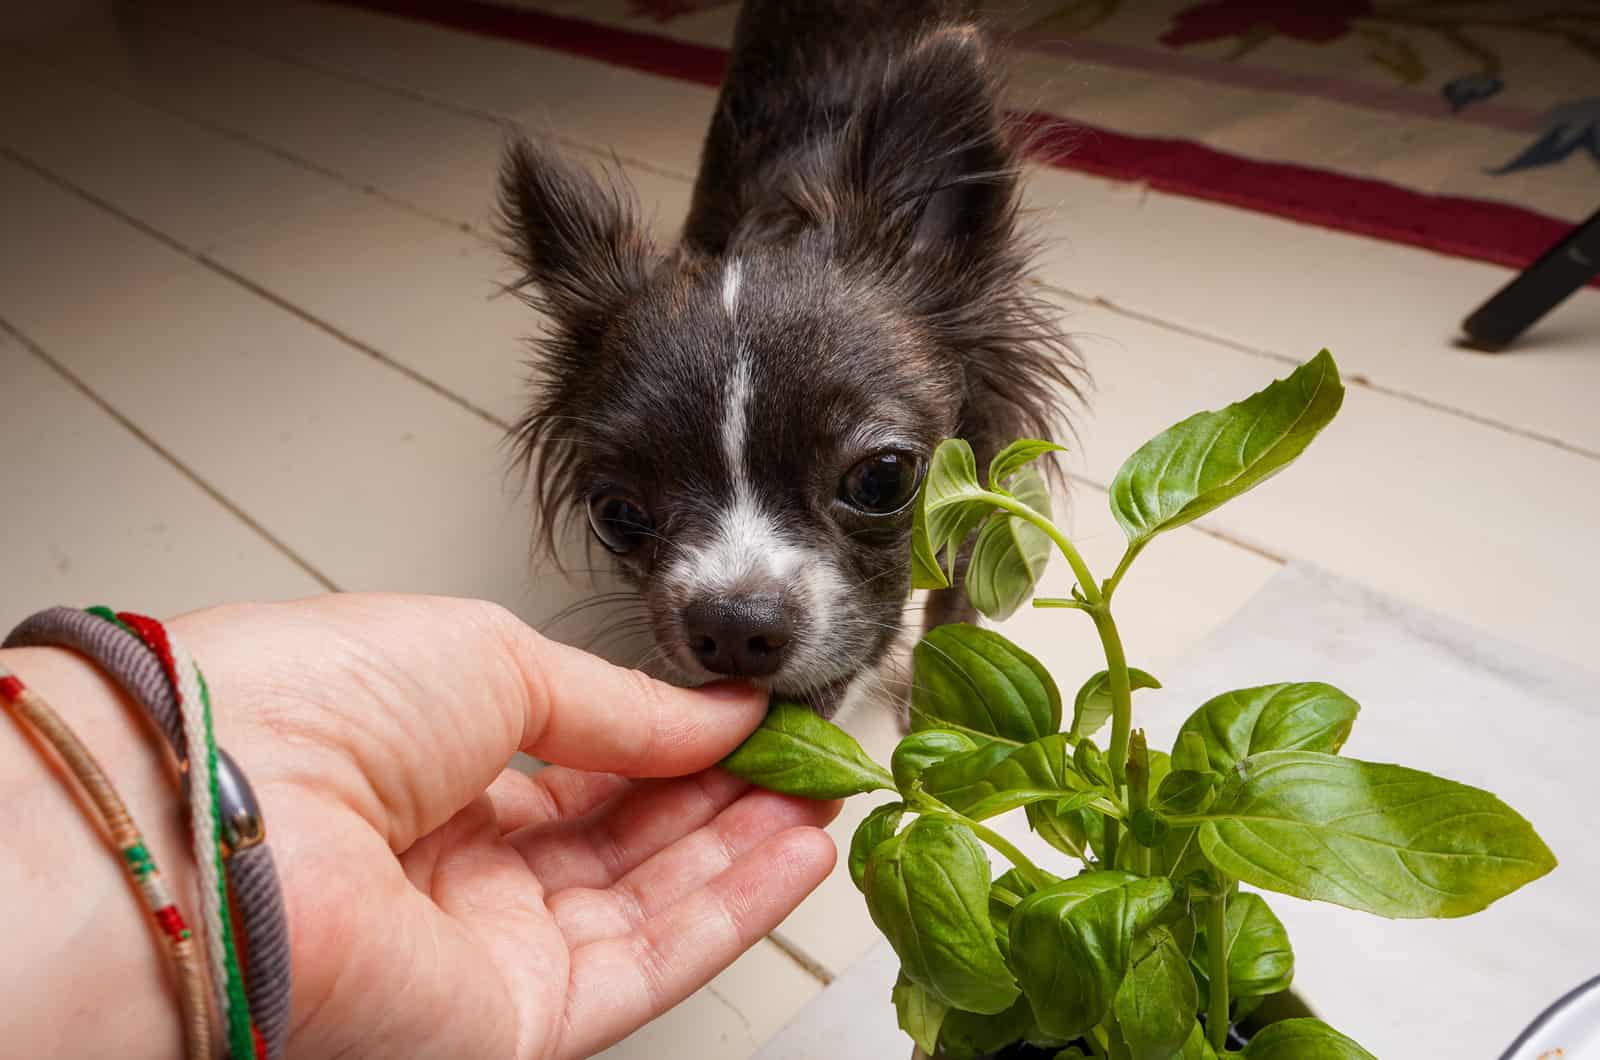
[{"x1": 507, "y1": 623, "x2": 769, "y2": 776}]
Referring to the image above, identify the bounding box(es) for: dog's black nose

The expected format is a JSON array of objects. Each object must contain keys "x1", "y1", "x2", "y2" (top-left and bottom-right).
[{"x1": 684, "y1": 595, "x2": 793, "y2": 678}]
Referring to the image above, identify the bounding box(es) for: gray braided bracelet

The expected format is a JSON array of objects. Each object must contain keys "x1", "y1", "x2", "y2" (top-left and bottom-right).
[{"x1": 5, "y1": 607, "x2": 292, "y2": 1060}]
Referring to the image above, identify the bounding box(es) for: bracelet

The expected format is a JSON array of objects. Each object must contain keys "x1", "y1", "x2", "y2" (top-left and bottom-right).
[
  {"x1": 5, "y1": 607, "x2": 291, "y2": 1060},
  {"x1": 113, "y1": 609, "x2": 256, "y2": 1060},
  {"x1": 0, "y1": 663, "x2": 213, "y2": 1059},
  {"x1": 107, "y1": 610, "x2": 293, "y2": 1060}
]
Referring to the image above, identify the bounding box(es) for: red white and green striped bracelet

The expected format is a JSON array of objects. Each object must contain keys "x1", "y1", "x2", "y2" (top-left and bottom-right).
[
  {"x1": 0, "y1": 662, "x2": 213, "y2": 1059},
  {"x1": 108, "y1": 609, "x2": 260, "y2": 1060}
]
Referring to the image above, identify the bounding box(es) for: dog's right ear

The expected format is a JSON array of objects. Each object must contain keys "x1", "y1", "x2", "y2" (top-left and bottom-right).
[{"x1": 497, "y1": 138, "x2": 654, "y2": 346}]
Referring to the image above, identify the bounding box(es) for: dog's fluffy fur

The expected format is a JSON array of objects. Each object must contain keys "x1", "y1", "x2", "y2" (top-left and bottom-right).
[{"x1": 499, "y1": 0, "x2": 1080, "y2": 714}]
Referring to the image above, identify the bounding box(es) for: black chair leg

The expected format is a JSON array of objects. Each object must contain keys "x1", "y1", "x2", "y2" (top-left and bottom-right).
[{"x1": 1462, "y1": 207, "x2": 1600, "y2": 352}]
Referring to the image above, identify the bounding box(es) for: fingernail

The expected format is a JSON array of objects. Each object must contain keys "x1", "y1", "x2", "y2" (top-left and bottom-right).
[{"x1": 698, "y1": 679, "x2": 764, "y2": 703}]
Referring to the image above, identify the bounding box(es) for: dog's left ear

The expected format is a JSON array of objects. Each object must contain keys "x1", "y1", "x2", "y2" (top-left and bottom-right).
[
  {"x1": 499, "y1": 138, "x2": 658, "y2": 560},
  {"x1": 497, "y1": 137, "x2": 654, "y2": 349}
]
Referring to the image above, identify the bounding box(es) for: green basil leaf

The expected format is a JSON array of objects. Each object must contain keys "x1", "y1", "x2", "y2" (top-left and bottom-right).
[
  {"x1": 849, "y1": 802, "x2": 907, "y2": 893},
  {"x1": 1167, "y1": 903, "x2": 1197, "y2": 960},
  {"x1": 1114, "y1": 927, "x2": 1199, "y2": 1060},
  {"x1": 1130, "y1": 808, "x2": 1171, "y2": 848},
  {"x1": 1175, "y1": 1021, "x2": 1219, "y2": 1060},
  {"x1": 1028, "y1": 767, "x2": 1113, "y2": 862},
  {"x1": 1109, "y1": 350, "x2": 1344, "y2": 546},
  {"x1": 991, "y1": 866, "x2": 1055, "y2": 965},
  {"x1": 1198, "y1": 750, "x2": 1557, "y2": 918},
  {"x1": 911, "y1": 490, "x2": 952, "y2": 590},
  {"x1": 990, "y1": 866, "x2": 1044, "y2": 924},
  {"x1": 973, "y1": 787, "x2": 1109, "y2": 822},
  {"x1": 936, "y1": 996, "x2": 1035, "y2": 1060},
  {"x1": 912, "y1": 624, "x2": 1061, "y2": 743},
  {"x1": 992, "y1": 866, "x2": 1043, "y2": 902},
  {"x1": 1025, "y1": 742, "x2": 1130, "y2": 863},
  {"x1": 922, "y1": 438, "x2": 993, "y2": 575},
  {"x1": 1008, "y1": 872, "x2": 1178, "y2": 1039},
  {"x1": 920, "y1": 741, "x2": 1024, "y2": 810},
  {"x1": 1004, "y1": 736, "x2": 1081, "y2": 794},
  {"x1": 892, "y1": 971, "x2": 948, "y2": 1056},
  {"x1": 1159, "y1": 735, "x2": 1215, "y2": 876},
  {"x1": 865, "y1": 817, "x2": 1021, "y2": 1014},
  {"x1": 988, "y1": 438, "x2": 1067, "y2": 489},
  {"x1": 1177, "y1": 682, "x2": 1360, "y2": 773},
  {"x1": 923, "y1": 733, "x2": 1090, "y2": 815},
  {"x1": 967, "y1": 466, "x2": 1053, "y2": 621},
  {"x1": 1156, "y1": 830, "x2": 1194, "y2": 881},
  {"x1": 1241, "y1": 1018, "x2": 1376, "y2": 1059},
  {"x1": 1028, "y1": 802, "x2": 1099, "y2": 862},
  {"x1": 1155, "y1": 770, "x2": 1217, "y2": 814},
  {"x1": 1146, "y1": 748, "x2": 1173, "y2": 795},
  {"x1": 1072, "y1": 668, "x2": 1162, "y2": 740},
  {"x1": 1074, "y1": 739, "x2": 1114, "y2": 788},
  {"x1": 962, "y1": 788, "x2": 1075, "y2": 822},
  {"x1": 1173, "y1": 731, "x2": 1211, "y2": 775},
  {"x1": 1055, "y1": 790, "x2": 1104, "y2": 816},
  {"x1": 892, "y1": 729, "x2": 981, "y2": 793},
  {"x1": 1191, "y1": 892, "x2": 1294, "y2": 999},
  {"x1": 720, "y1": 700, "x2": 894, "y2": 798}
]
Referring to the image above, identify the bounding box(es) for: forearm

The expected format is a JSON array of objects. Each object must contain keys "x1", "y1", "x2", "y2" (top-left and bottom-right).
[{"x1": 0, "y1": 645, "x2": 195, "y2": 1060}]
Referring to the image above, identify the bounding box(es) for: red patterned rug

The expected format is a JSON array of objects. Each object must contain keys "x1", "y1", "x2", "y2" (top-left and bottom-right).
[{"x1": 335, "y1": 0, "x2": 1600, "y2": 278}]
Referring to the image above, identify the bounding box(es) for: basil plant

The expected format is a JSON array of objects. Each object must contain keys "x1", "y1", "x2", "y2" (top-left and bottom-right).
[{"x1": 722, "y1": 351, "x2": 1555, "y2": 1059}]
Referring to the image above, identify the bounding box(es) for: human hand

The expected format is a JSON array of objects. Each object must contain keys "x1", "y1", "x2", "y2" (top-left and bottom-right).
[{"x1": 172, "y1": 594, "x2": 839, "y2": 1059}]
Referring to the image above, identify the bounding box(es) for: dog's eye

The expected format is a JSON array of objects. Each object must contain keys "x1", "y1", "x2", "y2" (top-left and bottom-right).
[
  {"x1": 840, "y1": 452, "x2": 923, "y2": 515},
  {"x1": 587, "y1": 494, "x2": 654, "y2": 554}
]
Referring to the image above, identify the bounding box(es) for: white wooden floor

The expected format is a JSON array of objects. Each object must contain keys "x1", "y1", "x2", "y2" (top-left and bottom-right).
[{"x1": 3, "y1": 2, "x2": 1598, "y2": 1056}]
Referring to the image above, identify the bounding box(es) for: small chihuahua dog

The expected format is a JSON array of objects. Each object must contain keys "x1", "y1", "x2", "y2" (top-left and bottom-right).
[{"x1": 499, "y1": 0, "x2": 1078, "y2": 716}]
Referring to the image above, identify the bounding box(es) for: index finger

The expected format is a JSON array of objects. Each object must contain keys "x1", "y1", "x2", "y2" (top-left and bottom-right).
[{"x1": 509, "y1": 625, "x2": 768, "y2": 777}]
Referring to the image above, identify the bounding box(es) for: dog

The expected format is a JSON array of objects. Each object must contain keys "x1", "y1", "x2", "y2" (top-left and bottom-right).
[{"x1": 498, "y1": 0, "x2": 1079, "y2": 717}]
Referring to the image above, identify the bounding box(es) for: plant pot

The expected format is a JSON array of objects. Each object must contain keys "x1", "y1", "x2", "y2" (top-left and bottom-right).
[
  {"x1": 915, "y1": 1038, "x2": 1223, "y2": 1060},
  {"x1": 910, "y1": 991, "x2": 1317, "y2": 1059},
  {"x1": 1499, "y1": 974, "x2": 1600, "y2": 1060},
  {"x1": 913, "y1": 1045, "x2": 1064, "y2": 1059}
]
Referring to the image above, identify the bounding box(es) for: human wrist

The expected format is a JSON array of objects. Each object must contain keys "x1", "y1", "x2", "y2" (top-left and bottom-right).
[{"x1": 0, "y1": 644, "x2": 196, "y2": 1059}]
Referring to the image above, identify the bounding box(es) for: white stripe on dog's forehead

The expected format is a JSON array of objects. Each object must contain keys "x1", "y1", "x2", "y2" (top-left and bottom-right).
[
  {"x1": 720, "y1": 256, "x2": 755, "y2": 505},
  {"x1": 722, "y1": 356, "x2": 751, "y2": 490},
  {"x1": 681, "y1": 263, "x2": 812, "y2": 597},
  {"x1": 721, "y1": 257, "x2": 754, "y2": 497},
  {"x1": 722, "y1": 260, "x2": 742, "y2": 316},
  {"x1": 673, "y1": 257, "x2": 792, "y2": 593}
]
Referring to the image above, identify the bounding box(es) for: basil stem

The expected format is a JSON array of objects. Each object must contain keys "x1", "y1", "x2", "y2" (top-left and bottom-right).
[
  {"x1": 978, "y1": 490, "x2": 1139, "y2": 849},
  {"x1": 1208, "y1": 888, "x2": 1231, "y2": 1052}
]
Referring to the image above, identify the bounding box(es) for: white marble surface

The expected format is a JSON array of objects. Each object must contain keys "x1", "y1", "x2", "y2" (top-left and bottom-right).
[
  {"x1": 759, "y1": 563, "x2": 1600, "y2": 1059},
  {"x1": 756, "y1": 938, "x2": 904, "y2": 1060}
]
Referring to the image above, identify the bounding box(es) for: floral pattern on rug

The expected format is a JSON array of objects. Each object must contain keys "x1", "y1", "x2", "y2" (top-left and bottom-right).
[{"x1": 1052, "y1": 0, "x2": 1600, "y2": 174}]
